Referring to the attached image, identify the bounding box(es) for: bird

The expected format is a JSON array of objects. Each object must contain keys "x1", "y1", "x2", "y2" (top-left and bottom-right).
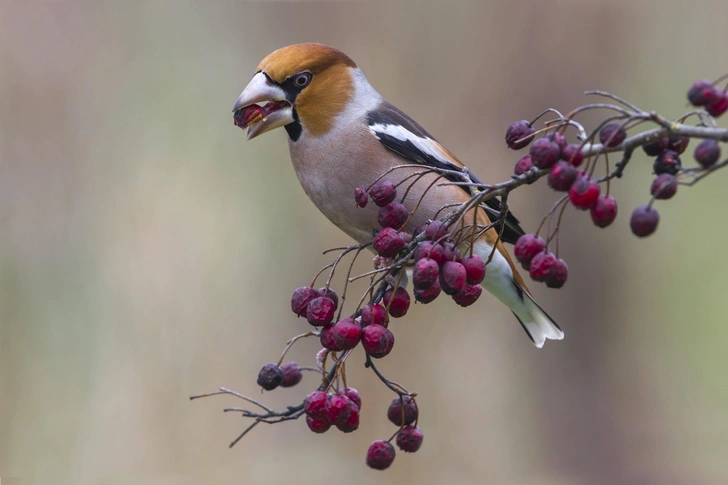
[{"x1": 232, "y1": 43, "x2": 563, "y2": 348}]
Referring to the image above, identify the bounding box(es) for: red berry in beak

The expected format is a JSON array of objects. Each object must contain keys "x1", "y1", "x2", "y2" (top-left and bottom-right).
[
  {"x1": 291, "y1": 286, "x2": 319, "y2": 317},
  {"x1": 383, "y1": 287, "x2": 410, "y2": 318},
  {"x1": 694, "y1": 139, "x2": 721, "y2": 168},
  {"x1": 396, "y1": 425, "x2": 424, "y2": 453},
  {"x1": 514, "y1": 234, "x2": 546, "y2": 269},
  {"x1": 387, "y1": 396, "x2": 418, "y2": 426},
  {"x1": 529, "y1": 251, "x2": 557, "y2": 282},
  {"x1": 369, "y1": 180, "x2": 397, "y2": 207},
  {"x1": 545, "y1": 258, "x2": 568, "y2": 288},
  {"x1": 452, "y1": 283, "x2": 483, "y2": 307},
  {"x1": 529, "y1": 138, "x2": 560, "y2": 168},
  {"x1": 461, "y1": 255, "x2": 486, "y2": 284},
  {"x1": 687, "y1": 79, "x2": 719, "y2": 106},
  {"x1": 505, "y1": 120, "x2": 535, "y2": 149},
  {"x1": 306, "y1": 297, "x2": 336, "y2": 326},
  {"x1": 569, "y1": 175, "x2": 600, "y2": 210},
  {"x1": 599, "y1": 123, "x2": 627, "y2": 147},
  {"x1": 414, "y1": 278, "x2": 442, "y2": 303},
  {"x1": 439, "y1": 261, "x2": 467, "y2": 295},
  {"x1": 361, "y1": 324, "x2": 395, "y2": 358},
  {"x1": 378, "y1": 201, "x2": 409, "y2": 229},
  {"x1": 561, "y1": 144, "x2": 584, "y2": 167},
  {"x1": 548, "y1": 161, "x2": 578, "y2": 192},
  {"x1": 279, "y1": 361, "x2": 303, "y2": 388},
  {"x1": 354, "y1": 185, "x2": 368, "y2": 208},
  {"x1": 630, "y1": 205, "x2": 659, "y2": 237},
  {"x1": 590, "y1": 195, "x2": 618, "y2": 228},
  {"x1": 413, "y1": 258, "x2": 440, "y2": 289},
  {"x1": 366, "y1": 440, "x2": 396, "y2": 470},
  {"x1": 257, "y1": 363, "x2": 283, "y2": 391},
  {"x1": 361, "y1": 303, "x2": 389, "y2": 328},
  {"x1": 650, "y1": 174, "x2": 678, "y2": 200},
  {"x1": 373, "y1": 227, "x2": 405, "y2": 258},
  {"x1": 653, "y1": 150, "x2": 681, "y2": 175},
  {"x1": 332, "y1": 318, "x2": 362, "y2": 350},
  {"x1": 514, "y1": 154, "x2": 535, "y2": 175}
]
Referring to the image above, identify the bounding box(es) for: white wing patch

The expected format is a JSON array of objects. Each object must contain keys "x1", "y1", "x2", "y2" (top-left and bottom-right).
[{"x1": 368, "y1": 123, "x2": 461, "y2": 170}]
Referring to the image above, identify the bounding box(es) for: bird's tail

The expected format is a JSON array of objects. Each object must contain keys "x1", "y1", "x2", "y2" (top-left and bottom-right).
[{"x1": 510, "y1": 281, "x2": 564, "y2": 348}]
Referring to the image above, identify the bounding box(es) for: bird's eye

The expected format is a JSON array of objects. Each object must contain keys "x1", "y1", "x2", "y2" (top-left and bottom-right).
[{"x1": 293, "y1": 73, "x2": 312, "y2": 87}]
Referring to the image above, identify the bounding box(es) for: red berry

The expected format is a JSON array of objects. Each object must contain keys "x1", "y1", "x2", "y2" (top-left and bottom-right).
[
  {"x1": 706, "y1": 93, "x2": 728, "y2": 117},
  {"x1": 452, "y1": 283, "x2": 483, "y2": 307},
  {"x1": 354, "y1": 185, "x2": 368, "y2": 208},
  {"x1": 642, "y1": 137, "x2": 669, "y2": 157},
  {"x1": 668, "y1": 136, "x2": 690, "y2": 155},
  {"x1": 424, "y1": 220, "x2": 449, "y2": 241},
  {"x1": 548, "y1": 161, "x2": 578, "y2": 192},
  {"x1": 306, "y1": 297, "x2": 336, "y2": 326},
  {"x1": 361, "y1": 303, "x2": 389, "y2": 328},
  {"x1": 545, "y1": 258, "x2": 568, "y2": 288},
  {"x1": 325, "y1": 394, "x2": 354, "y2": 426},
  {"x1": 414, "y1": 241, "x2": 445, "y2": 265},
  {"x1": 373, "y1": 227, "x2": 405, "y2": 258},
  {"x1": 561, "y1": 143, "x2": 584, "y2": 167},
  {"x1": 549, "y1": 132, "x2": 567, "y2": 150},
  {"x1": 319, "y1": 324, "x2": 341, "y2": 351},
  {"x1": 569, "y1": 175, "x2": 600, "y2": 210},
  {"x1": 279, "y1": 361, "x2": 303, "y2": 388},
  {"x1": 387, "y1": 396, "x2": 418, "y2": 426},
  {"x1": 304, "y1": 391, "x2": 329, "y2": 420},
  {"x1": 461, "y1": 254, "x2": 486, "y2": 284},
  {"x1": 529, "y1": 138, "x2": 560, "y2": 169},
  {"x1": 505, "y1": 120, "x2": 535, "y2": 149},
  {"x1": 529, "y1": 251, "x2": 557, "y2": 282},
  {"x1": 590, "y1": 195, "x2": 618, "y2": 228},
  {"x1": 366, "y1": 440, "x2": 395, "y2": 470},
  {"x1": 336, "y1": 406, "x2": 360, "y2": 433},
  {"x1": 630, "y1": 205, "x2": 659, "y2": 237},
  {"x1": 441, "y1": 242, "x2": 462, "y2": 263},
  {"x1": 257, "y1": 363, "x2": 283, "y2": 391},
  {"x1": 317, "y1": 287, "x2": 338, "y2": 309},
  {"x1": 687, "y1": 79, "x2": 719, "y2": 106},
  {"x1": 339, "y1": 387, "x2": 362, "y2": 410},
  {"x1": 361, "y1": 324, "x2": 395, "y2": 358},
  {"x1": 369, "y1": 180, "x2": 397, "y2": 207},
  {"x1": 514, "y1": 154, "x2": 534, "y2": 175},
  {"x1": 694, "y1": 139, "x2": 721, "y2": 168},
  {"x1": 396, "y1": 425, "x2": 424, "y2": 453},
  {"x1": 332, "y1": 318, "x2": 362, "y2": 350},
  {"x1": 306, "y1": 415, "x2": 331, "y2": 434},
  {"x1": 414, "y1": 278, "x2": 441, "y2": 303},
  {"x1": 378, "y1": 202, "x2": 409, "y2": 229},
  {"x1": 291, "y1": 287, "x2": 318, "y2": 317},
  {"x1": 650, "y1": 174, "x2": 678, "y2": 200},
  {"x1": 439, "y1": 261, "x2": 467, "y2": 295},
  {"x1": 599, "y1": 123, "x2": 627, "y2": 147},
  {"x1": 413, "y1": 258, "x2": 440, "y2": 289},
  {"x1": 383, "y1": 287, "x2": 410, "y2": 318},
  {"x1": 514, "y1": 234, "x2": 546, "y2": 269},
  {"x1": 654, "y1": 150, "x2": 681, "y2": 175}
]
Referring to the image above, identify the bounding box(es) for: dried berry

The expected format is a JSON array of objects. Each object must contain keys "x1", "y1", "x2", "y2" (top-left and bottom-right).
[
  {"x1": 413, "y1": 278, "x2": 441, "y2": 303},
  {"x1": 413, "y1": 258, "x2": 440, "y2": 289},
  {"x1": 291, "y1": 287, "x2": 319, "y2": 317},
  {"x1": 383, "y1": 287, "x2": 410, "y2": 318},
  {"x1": 630, "y1": 205, "x2": 659, "y2": 237},
  {"x1": 306, "y1": 297, "x2": 336, "y2": 326},
  {"x1": 694, "y1": 139, "x2": 721, "y2": 168},
  {"x1": 332, "y1": 318, "x2": 362, "y2": 350},
  {"x1": 336, "y1": 406, "x2": 360, "y2": 433},
  {"x1": 548, "y1": 161, "x2": 578, "y2": 192},
  {"x1": 590, "y1": 195, "x2": 618, "y2": 228},
  {"x1": 369, "y1": 180, "x2": 397, "y2": 207},
  {"x1": 514, "y1": 154, "x2": 534, "y2": 175},
  {"x1": 378, "y1": 202, "x2": 409, "y2": 229},
  {"x1": 642, "y1": 137, "x2": 669, "y2": 157},
  {"x1": 687, "y1": 79, "x2": 719, "y2": 106},
  {"x1": 354, "y1": 185, "x2": 368, "y2": 208},
  {"x1": 561, "y1": 144, "x2": 584, "y2": 167},
  {"x1": 339, "y1": 387, "x2": 362, "y2": 410},
  {"x1": 653, "y1": 150, "x2": 681, "y2": 175},
  {"x1": 650, "y1": 174, "x2": 678, "y2": 200},
  {"x1": 452, "y1": 283, "x2": 483, "y2": 307},
  {"x1": 279, "y1": 361, "x2": 303, "y2": 388},
  {"x1": 361, "y1": 324, "x2": 395, "y2": 358},
  {"x1": 366, "y1": 440, "x2": 395, "y2": 470},
  {"x1": 257, "y1": 363, "x2": 283, "y2": 391},
  {"x1": 387, "y1": 396, "x2": 418, "y2": 426},
  {"x1": 373, "y1": 227, "x2": 405, "y2": 258},
  {"x1": 514, "y1": 234, "x2": 546, "y2": 269},
  {"x1": 569, "y1": 175, "x2": 600, "y2": 210},
  {"x1": 317, "y1": 287, "x2": 339, "y2": 309},
  {"x1": 424, "y1": 220, "x2": 449, "y2": 241},
  {"x1": 529, "y1": 251, "x2": 557, "y2": 283},
  {"x1": 529, "y1": 138, "x2": 560, "y2": 169},
  {"x1": 414, "y1": 241, "x2": 445, "y2": 265},
  {"x1": 545, "y1": 258, "x2": 568, "y2": 288},
  {"x1": 439, "y1": 261, "x2": 467, "y2": 295},
  {"x1": 361, "y1": 303, "x2": 389, "y2": 328},
  {"x1": 461, "y1": 254, "x2": 486, "y2": 285},
  {"x1": 306, "y1": 415, "x2": 331, "y2": 434},
  {"x1": 319, "y1": 324, "x2": 341, "y2": 351},
  {"x1": 396, "y1": 425, "x2": 424, "y2": 453},
  {"x1": 505, "y1": 120, "x2": 535, "y2": 149},
  {"x1": 304, "y1": 391, "x2": 329, "y2": 420},
  {"x1": 599, "y1": 123, "x2": 627, "y2": 147}
]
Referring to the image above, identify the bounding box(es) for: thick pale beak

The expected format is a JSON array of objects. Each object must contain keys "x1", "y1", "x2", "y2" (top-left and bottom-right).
[{"x1": 233, "y1": 72, "x2": 295, "y2": 140}]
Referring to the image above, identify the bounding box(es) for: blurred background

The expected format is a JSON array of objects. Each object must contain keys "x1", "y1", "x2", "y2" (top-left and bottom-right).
[{"x1": 2, "y1": 1, "x2": 728, "y2": 484}]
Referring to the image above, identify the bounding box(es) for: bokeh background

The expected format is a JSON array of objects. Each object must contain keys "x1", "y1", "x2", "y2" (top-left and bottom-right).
[{"x1": 2, "y1": 1, "x2": 728, "y2": 484}]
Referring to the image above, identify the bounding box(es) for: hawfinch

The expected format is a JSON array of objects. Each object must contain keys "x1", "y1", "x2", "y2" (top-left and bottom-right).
[{"x1": 233, "y1": 43, "x2": 563, "y2": 348}]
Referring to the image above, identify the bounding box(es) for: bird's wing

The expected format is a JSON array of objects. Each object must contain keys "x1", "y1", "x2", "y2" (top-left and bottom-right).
[{"x1": 366, "y1": 101, "x2": 525, "y2": 244}]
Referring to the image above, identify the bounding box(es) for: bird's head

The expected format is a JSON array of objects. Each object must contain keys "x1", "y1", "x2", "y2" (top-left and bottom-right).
[{"x1": 233, "y1": 43, "x2": 358, "y2": 141}]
